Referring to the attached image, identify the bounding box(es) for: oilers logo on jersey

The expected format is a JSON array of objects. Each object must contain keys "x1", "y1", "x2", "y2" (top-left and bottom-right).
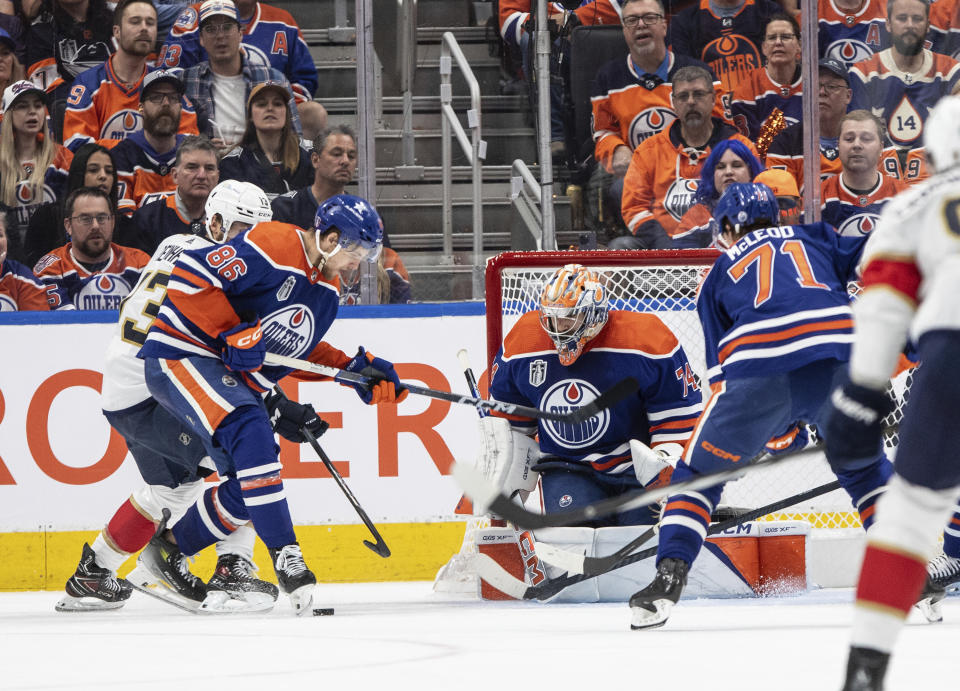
[
  {"x1": 540, "y1": 380, "x2": 611, "y2": 450},
  {"x1": 101, "y1": 110, "x2": 144, "y2": 143},
  {"x1": 0, "y1": 294, "x2": 18, "y2": 311},
  {"x1": 77, "y1": 274, "x2": 133, "y2": 310},
  {"x1": 825, "y1": 40, "x2": 874, "y2": 66},
  {"x1": 628, "y1": 107, "x2": 677, "y2": 148},
  {"x1": 664, "y1": 178, "x2": 700, "y2": 222},
  {"x1": 261, "y1": 304, "x2": 314, "y2": 357},
  {"x1": 835, "y1": 212, "x2": 880, "y2": 237}
]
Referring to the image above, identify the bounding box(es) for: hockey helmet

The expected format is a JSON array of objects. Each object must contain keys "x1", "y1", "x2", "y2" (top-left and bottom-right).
[
  {"x1": 313, "y1": 193, "x2": 383, "y2": 263},
  {"x1": 713, "y1": 182, "x2": 780, "y2": 247},
  {"x1": 539, "y1": 264, "x2": 609, "y2": 366},
  {"x1": 924, "y1": 96, "x2": 960, "y2": 174},
  {"x1": 204, "y1": 180, "x2": 272, "y2": 242}
]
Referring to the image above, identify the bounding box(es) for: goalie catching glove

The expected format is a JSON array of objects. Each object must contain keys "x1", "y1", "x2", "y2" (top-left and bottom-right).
[
  {"x1": 264, "y1": 391, "x2": 329, "y2": 443},
  {"x1": 337, "y1": 347, "x2": 408, "y2": 405},
  {"x1": 631, "y1": 440, "x2": 683, "y2": 487},
  {"x1": 476, "y1": 416, "x2": 541, "y2": 504}
]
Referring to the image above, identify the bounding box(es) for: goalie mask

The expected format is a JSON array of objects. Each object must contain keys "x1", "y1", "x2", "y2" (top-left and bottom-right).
[
  {"x1": 204, "y1": 180, "x2": 272, "y2": 242},
  {"x1": 313, "y1": 193, "x2": 383, "y2": 264},
  {"x1": 712, "y1": 182, "x2": 780, "y2": 248},
  {"x1": 539, "y1": 264, "x2": 609, "y2": 366}
]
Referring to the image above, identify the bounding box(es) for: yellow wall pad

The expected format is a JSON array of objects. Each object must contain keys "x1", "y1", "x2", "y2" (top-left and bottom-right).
[{"x1": 0, "y1": 522, "x2": 467, "y2": 591}]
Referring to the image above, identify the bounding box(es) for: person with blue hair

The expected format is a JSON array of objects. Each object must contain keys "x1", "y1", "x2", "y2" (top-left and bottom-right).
[{"x1": 671, "y1": 138, "x2": 764, "y2": 248}]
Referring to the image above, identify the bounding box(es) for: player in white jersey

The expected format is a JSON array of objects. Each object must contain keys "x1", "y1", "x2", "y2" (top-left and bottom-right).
[
  {"x1": 823, "y1": 96, "x2": 960, "y2": 690},
  {"x1": 56, "y1": 180, "x2": 324, "y2": 613}
]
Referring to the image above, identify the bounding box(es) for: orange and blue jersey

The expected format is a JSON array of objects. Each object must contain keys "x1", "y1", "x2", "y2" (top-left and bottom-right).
[
  {"x1": 158, "y1": 2, "x2": 317, "y2": 101},
  {"x1": 0, "y1": 258, "x2": 63, "y2": 311},
  {"x1": 32, "y1": 242, "x2": 149, "y2": 310},
  {"x1": 62, "y1": 57, "x2": 200, "y2": 152},
  {"x1": 111, "y1": 132, "x2": 186, "y2": 208},
  {"x1": 489, "y1": 310, "x2": 703, "y2": 475},
  {"x1": 729, "y1": 65, "x2": 803, "y2": 141},
  {"x1": 698, "y1": 221, "x2": 867, "y2": 384},
  {"x1": 139, "y1": 221, "x2": 350, "y2": 393},
  {"x1": 818, "y1": 0, "x2": 888, "y2": 68},
  {"x1": 820, "y1": 172, "x2": 907, "y2": 237}
]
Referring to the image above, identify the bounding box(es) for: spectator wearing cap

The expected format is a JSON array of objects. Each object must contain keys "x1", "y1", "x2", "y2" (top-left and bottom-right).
[
  {"x1": 61, "y1": 0, "x2": 200, "y2": 152},
  {"x1": 754, "y1": 168, "x2": 801, "y2": 225},
  {"x1": 0, "y1": 27, "x2": 25, "y2": 96},
  {"x1": 111, "y1": 69, "x2": 188, "y2": 208},
  {"x1": 217, "y1": 80, "x2": 310, "y2": 198},
  {"x1": 766, "y1": 58, "x2": 852, "y2": 192},
  {"x1": 132, "y1": 134, "x2": 219, "y2": 253},
  {"x1": 0, "y1": 80, "x2": 72, "y2": 263},
  {"x1": 159, "y1": 0, "x2": 324, "y2": 136},
  {"x1": 181, "y1": 0, "x2": 300, "y2": 153}
]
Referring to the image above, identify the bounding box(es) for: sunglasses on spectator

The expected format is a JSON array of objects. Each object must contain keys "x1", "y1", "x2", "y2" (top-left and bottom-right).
[
  {"x1": 201, "y1": 21, "x2": 238, "y2": 36},
  {"x1": 623, "y1": 13, "x2": 664, "y2": 27},
  {"x1": 69, "y1": 213, "x2": 114, "y2": 227}
]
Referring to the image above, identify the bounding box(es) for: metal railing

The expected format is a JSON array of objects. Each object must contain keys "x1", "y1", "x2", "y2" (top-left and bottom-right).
[
  {"x1": 440, "y1": 31, "x2": 487, "y2": 299},
  {"x1": 510, "y1": 159, "x2": 547, "y2": 249}
]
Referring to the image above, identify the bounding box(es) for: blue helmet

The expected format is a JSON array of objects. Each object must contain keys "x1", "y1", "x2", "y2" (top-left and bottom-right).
[
  {"x1": 713, "y1": 182, "x2": 780, "y2": 242},
  {"x1": 314, "y1": 194, "x2": 384, "y2": 263}
]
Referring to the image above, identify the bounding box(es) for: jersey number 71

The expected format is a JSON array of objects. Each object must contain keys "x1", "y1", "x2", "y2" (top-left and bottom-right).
[{"x1": 726, "y1": 240, "x2": 828, "y2": 308}]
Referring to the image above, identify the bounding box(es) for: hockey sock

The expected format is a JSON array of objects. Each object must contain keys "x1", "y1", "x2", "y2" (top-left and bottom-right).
[
  {"x1": 215, "y1": 523, "x2": 256, "y2": 562},
  {"x1": 172, "y1": 484, "x2": 246, "y2": 556},
  {"x1": 656, "y1": 463, "x2": 724, "y2": 565},
  {"x1": 833, "y1": 456, "x2": 893, "y2": 529},
  {"x1": 93, "y1": 498, "x2": 158, "y2": 572},
  {"x1": 852, "y1": 475, "x2": 958, "y2": 652}
]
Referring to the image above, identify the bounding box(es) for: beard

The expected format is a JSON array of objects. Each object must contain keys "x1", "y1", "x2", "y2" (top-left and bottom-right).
[
  {"x1": 893, "y1": 31, "x2": 924, "y2": 56},
  {"x1": 76, "y1": 233, "x2": 110, "y2": 259},
  {"x1": 146, "y1": 112, "x2": 179, "y2": 138}
]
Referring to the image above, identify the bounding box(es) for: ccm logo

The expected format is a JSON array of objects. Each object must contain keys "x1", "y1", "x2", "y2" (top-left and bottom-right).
[
  {"x1": 700, "y1": 440, "x2": 741, "y2": 463},
  {"x1": 235, "y1": 326, "x2": 262, "y2": 347}
]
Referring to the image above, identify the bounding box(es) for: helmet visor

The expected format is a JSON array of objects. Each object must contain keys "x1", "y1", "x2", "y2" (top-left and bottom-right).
[{"x1": 339, "y1": 237, "x2": 382, "y2": 264}]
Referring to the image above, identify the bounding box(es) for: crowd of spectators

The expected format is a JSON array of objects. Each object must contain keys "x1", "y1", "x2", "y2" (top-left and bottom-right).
[{"x1": 0, "y1": 0, "x2": 410, "y2": 312}]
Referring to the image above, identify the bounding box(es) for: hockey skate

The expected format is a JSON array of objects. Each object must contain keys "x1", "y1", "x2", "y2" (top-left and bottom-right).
[
  {"x1": 55, "y1": 543, "x2": 132, "y2": 612},
  {"x1": 269, "y1": 543, "x2": 316, "y2": 615},
  {"x1": 126, "y1": 509, "x2": 208, "y2": 613},
  {"x1": 841, "y1": 646, "x2": 889, "y2": 691},
  {"x1": 915, "y1": 553, "x2": 960, "y2": 623},
  {"x1": 628, "y1": 557, "x2": 689, "y2": 630},
  {"x1": 201, "y1": 554, "x2": 279, "y2": 613}
]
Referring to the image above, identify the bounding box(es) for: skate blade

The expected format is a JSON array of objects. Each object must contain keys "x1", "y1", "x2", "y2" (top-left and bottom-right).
[
  {"x1": 199, "y1": 590, "x2": 275, "y2": 614},
  {"x1": 55, "y1": 595, "x2": 126, "y2": 612},
  {"x1": 915, "y1": 597, "x2": 944, "y2": 624},
  {"x1": 629, "y1": 599, "x2": 674, "y2": 630},
  {"x1": 289, "y1": 584, "x2": 316, "y2": 616}
]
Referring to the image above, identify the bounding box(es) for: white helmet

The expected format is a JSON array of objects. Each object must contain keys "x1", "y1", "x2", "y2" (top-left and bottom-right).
[
  {"x1": 924, "y1": 96, "x2": 960, "y2": 174},
  {"x1": 204, "y1": 180, "x2": 273, "y2": 242}
]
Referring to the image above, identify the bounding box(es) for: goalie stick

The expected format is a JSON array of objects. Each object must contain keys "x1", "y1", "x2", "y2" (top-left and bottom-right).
[
  {"x1": 475, "y1": 478, "x2": 842, "y2": 600},
  {"x1": 454, "y1": 443, "x2": 823, "y2": 530},
  {"x1": 264, "y1": 352, "x2": 638, "y2": 424}
]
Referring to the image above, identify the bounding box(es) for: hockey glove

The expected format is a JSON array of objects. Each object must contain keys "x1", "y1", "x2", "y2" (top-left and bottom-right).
[
  {"x1": 264, "y1": 391, "x2": 329, "y2": 443},
  {"x1": 337, "y1": 347, "x2": 409, "y2": 405},
  {"x1": 823, "y1": 379, "x2": 892, "y2": 468},
  {"x1": 220, "y1": 319, "x2": 265, "y2": 372}
]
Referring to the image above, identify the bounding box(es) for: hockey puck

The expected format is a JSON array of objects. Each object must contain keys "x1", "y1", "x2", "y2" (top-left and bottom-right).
[{"x1": 312, "y1": 607, "x2": 335, "y2": 616}]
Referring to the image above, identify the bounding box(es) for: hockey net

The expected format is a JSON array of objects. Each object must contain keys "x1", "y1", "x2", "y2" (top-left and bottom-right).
[{"x1": 434, "y1": 250, "x2": 915, "y2": 593}]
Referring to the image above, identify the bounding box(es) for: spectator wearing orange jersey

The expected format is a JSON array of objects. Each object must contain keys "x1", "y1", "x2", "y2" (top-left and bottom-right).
[{"x1": 0, "y1": 212, "x2": 64, "y2": 311}]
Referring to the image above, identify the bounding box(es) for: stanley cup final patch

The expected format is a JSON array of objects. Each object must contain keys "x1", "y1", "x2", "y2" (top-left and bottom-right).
[{"x1": 529, "y1": 359, "x2": 547, "y2": 387}]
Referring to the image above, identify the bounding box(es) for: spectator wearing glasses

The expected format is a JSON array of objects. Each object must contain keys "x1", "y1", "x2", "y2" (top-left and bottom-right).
[
  {"x1": 591, "y1": 0, "x2": 721, "y2": 224},
  {"x1": 618, "y1": 65, "x2": 756, "y2": 248},
  {"x1": 667, "y1": 0, "x2": 783, "y2": 94},
  {"x1": 181, "y1": 0, "x2": 300, "y2": 153},
  {"x1": 23, "y1": 143, "x2": 146, "y2": 268},
  {"x1": 0, "y1": 80, "x2": 72, "y2": 264},
  {"x1": 766, "y1": 58, "x2": 851, "y2": 192},
  {"x1": 820, "y1": 109, "x2": 907, "y2": 237},
  {"x1": 158, "y1": 0, "x2": 323, "y2": 131},
  {"x1": 730, "y1": 14, "x2": 803, "y2": 142},
  {"x1": 848, "y1": 0, "x2": 960, "y2": 184},
  {"x1": 818, "y1": 0, "x2": 889, "y2": 68},
  {"x1": 61, "y1": 0, "x2": 200, "y2": 152},
  {"x1": 218, "y1": 81, "x2": 311, "y2": 198},
  {"x1": 32, "y1": 186, "x2": 149, "y2": 309},
  {"x1": 111, "y1": 69, "x2": 189, "y2": 209}
]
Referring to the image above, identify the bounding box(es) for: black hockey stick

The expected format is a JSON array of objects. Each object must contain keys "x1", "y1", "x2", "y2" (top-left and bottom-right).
[
  {"x1": 477, "y1": 478, "x2": 842, "y2": 600},
  {"x1": 299, "y1": 425, "x2": 391, "y2": 558},
  {"x1": 264, "y1": 352, "x2": 639, "y2": 424},
  {"x1": 455, "y1": 443, "x2": 824, "y2": 530}
]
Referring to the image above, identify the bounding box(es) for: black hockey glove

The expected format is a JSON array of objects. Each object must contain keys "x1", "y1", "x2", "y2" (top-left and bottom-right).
[
  {"x1": 265, "y1": 391, "x2": 329, "y2": 443},
  {"x1": 823, "y1": 379, "x2": 891, "y2": 468}
]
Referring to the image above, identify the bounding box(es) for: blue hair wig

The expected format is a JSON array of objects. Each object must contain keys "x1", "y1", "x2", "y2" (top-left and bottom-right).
[{"x1": 694, "y1": 139, "x2": 765, "y2": 205}]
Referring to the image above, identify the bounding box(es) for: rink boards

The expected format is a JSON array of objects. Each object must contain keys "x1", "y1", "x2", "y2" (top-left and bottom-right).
[{"x1": 0, "y1": 305, "x2": 487, "y2": 590}]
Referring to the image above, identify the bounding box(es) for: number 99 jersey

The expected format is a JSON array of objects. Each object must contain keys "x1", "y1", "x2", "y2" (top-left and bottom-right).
[{"x1": 101, "y1": 233, "x2": 215, "y2": 413}]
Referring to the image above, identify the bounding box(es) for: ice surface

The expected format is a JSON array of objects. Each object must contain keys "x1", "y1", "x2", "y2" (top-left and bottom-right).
[{"x1": 2, "y1": 585, "x2": 956, "y2": 690}]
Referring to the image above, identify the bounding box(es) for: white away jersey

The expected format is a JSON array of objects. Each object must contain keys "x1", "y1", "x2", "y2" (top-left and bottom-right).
[{"x1": 101, "y1": 233, "x2": 214, "y2": 412}]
